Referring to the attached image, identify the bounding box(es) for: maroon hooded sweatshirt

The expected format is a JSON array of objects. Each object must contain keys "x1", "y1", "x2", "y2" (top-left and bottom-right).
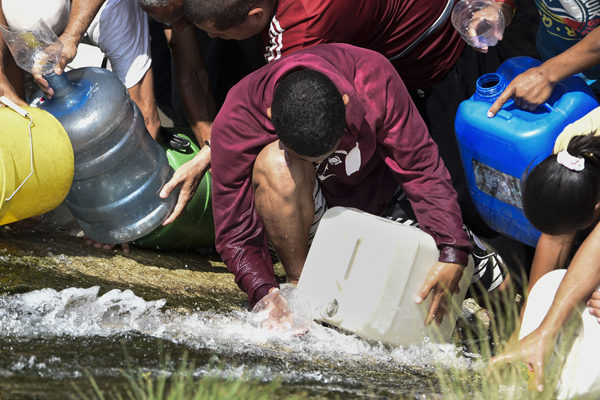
[{"x1": 211, "y1": 43, "x2": 472, "y2": 307}]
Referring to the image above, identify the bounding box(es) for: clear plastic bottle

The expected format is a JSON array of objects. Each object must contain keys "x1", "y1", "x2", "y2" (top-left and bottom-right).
[
  {"x1": 451, "y1": 0, "x2": 505, "y2": 49},
  {"x1": 0, "y1": 20, "x2": 63, "y2": 76}
]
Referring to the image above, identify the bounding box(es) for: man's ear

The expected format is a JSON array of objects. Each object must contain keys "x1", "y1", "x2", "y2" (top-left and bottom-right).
[
  {"x1": 342, "y1": 94, "x2": 349, "y2": 106},
  {"x1": 248, "y1": 7, "x2": 264, "y2": 17},
  {"x1": 267, "y1": 107, "x2": 272, "y2": 119}
]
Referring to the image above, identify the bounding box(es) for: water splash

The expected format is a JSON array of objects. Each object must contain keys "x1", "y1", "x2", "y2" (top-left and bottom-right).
[{"x1": 0, "y1": 286, "x2": 476, "y2": 373}]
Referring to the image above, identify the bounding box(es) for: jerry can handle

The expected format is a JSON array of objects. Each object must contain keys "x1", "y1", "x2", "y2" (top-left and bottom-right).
[
  {"x1": 0, "y1": 96, "x2": 34, "y2": 201},
  {"x1": 494, "y1": 98, "x2": 554, "y2": 119},
  {"x1": 502, "y1": 98, "x2": 554, "y2": 113}
]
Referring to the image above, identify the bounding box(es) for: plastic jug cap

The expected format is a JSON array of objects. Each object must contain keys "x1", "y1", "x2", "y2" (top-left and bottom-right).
[{"x1": 474, "y1": 72, "x2": 506, "y2": 102}]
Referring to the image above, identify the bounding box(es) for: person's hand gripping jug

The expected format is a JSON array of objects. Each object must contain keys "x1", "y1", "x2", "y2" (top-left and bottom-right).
[{"x1": 455, "y1": 56, "x2": 599, "y2": 247}]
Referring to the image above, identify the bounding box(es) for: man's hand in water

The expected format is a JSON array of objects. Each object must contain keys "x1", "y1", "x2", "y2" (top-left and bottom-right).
[
  {"x1": 415, "y1": 262, "x2": 464, "y2": 325},
  {"x1": 252, "y1": 287, "x2": 295, "y2": 331}
]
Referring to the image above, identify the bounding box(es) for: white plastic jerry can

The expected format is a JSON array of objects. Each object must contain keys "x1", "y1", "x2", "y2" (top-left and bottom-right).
[
  {"x1": 297, "y1": 206, "x2": 474, "y2": 346},
  {"x1": 519, "y1": 269, "x2": 600, "y2": 399}
]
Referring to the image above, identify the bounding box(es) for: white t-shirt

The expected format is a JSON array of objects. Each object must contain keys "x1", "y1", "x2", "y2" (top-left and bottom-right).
[
  {"x1": 86, "y1": 0, "x2": 151, "y2": 88},
  {"x1": 2, "y1": 0, "x2": 70, "y2": 34},
  {"x1": 2, "y1": 0, "x2": 151, "y2": 88}
]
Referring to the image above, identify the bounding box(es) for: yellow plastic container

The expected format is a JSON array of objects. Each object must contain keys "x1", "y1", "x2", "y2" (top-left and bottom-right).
[{"x1": 0, "y1": 106, "x2": 74, "y2": 225}]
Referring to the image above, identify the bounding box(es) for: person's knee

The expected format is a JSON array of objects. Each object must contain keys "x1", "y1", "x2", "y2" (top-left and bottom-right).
[{"x1": 253, "y1": 141, "x2": 314, "y2": 202}]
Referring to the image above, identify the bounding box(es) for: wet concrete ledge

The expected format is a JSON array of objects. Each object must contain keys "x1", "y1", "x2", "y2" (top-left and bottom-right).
[{"x1": 0, "y1": 220, "x2": 269, "y2": 313}]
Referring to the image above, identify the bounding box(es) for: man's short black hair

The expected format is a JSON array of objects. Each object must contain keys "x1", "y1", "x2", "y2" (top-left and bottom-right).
[
  {"x1": 271, "y1": 69, "x2": 346, "y2": 158},
  {"x1": 182, "y1": 0, "x2": 260, "y2": 30}
]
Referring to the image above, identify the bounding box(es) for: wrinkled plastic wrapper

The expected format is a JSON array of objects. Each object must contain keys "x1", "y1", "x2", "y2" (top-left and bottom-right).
[
  {"x1": 0, "y1": 19, "x2": 63, "y2": 75},
  {"x1": 251, "y1": 284, "x2": 313, "y2": 335}
]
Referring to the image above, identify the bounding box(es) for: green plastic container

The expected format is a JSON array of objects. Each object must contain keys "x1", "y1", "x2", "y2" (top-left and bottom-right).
[{"x1": 133, "y1": 128, "x2": 214, "y2": 250}]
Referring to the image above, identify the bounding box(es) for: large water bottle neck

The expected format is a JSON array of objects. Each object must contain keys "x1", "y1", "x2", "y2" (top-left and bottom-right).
[
  {"x1": 43, "y1": 72, "x2": 72, "y2": 98},
  {"x1": 474, "y1": 73, "x2": 507, "y2": 102}
]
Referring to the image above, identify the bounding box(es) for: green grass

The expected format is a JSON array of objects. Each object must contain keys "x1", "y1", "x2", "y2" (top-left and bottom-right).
[{"x1": 74, "y1": 353, "x2": 305, "y2": 400}]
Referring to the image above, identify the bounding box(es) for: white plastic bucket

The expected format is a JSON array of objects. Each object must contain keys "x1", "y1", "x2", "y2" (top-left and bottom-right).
[
  {"x1": 297, "y1": 206, "x2": 474, "y2": 346},
  {"x1": 519, "y1": 269, "x2": 600, "y2": 398}
]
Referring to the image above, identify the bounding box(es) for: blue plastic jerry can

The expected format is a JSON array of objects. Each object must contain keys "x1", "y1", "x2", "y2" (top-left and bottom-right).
[{"x1": 455, "y1": 56, "x2": 599, "y2": 247}]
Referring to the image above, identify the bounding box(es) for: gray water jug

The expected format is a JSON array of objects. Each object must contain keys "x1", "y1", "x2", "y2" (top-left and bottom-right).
[{"x1": 33, "y1": 67, "x2": 177, "y2": 243}]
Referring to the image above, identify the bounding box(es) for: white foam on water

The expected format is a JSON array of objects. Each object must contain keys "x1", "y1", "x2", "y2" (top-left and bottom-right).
[{"x1": 0, "y1": 286, "x2": 476, "y2": 372}]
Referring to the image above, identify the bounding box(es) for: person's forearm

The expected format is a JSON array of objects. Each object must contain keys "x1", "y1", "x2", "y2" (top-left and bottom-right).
[
  {"x1": 61, "y1": 0, "x2": 105, "y2": 45},
  {"x1": 537, "y1": 225, "x2": 600, "y2": 336},
  {"x1": 535, "y1": 26, "x2": 600, "y2": 87},
  {"x1": 527, "y1": 232, "x2": 575, "y2": 293},
  {"x1": 170, "y1": 25, "x2": 216, "y2": 144}
]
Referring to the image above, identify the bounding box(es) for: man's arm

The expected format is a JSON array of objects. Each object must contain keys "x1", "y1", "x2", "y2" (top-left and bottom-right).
[
  {"x1": 211, "y1": 82, "x2": 280, "y2": 307},
  {"x1": 376, "y1": 56, "x2": 472, "y2": 261},
  {"x1": 488, "y1": 26, "x2": 600, "y2": 116},
  {"x1": 58, "y1": 0, "x2": 105, "y2": 72},
  {"x1": 169, "y1": 23, "x2": 217, "y2": 146}
]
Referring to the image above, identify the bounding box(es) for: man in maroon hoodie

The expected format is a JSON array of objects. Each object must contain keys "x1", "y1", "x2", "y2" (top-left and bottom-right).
[
  {"x1": 208, "y1": 43, "x2": 508, "y2": 324},
  {"x1": 181, "y1": 0, "x2": 515, "y2": 230}
]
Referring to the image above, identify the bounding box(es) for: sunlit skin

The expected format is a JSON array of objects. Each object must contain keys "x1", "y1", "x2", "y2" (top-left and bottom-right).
[{"x1": 283, "y1": 142, "x2": 340, "y2": 165}]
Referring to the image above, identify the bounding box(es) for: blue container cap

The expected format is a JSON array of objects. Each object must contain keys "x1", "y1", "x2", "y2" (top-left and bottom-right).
[{"x1": 474, "y1": 73, "x2": 506, "y2": 102}]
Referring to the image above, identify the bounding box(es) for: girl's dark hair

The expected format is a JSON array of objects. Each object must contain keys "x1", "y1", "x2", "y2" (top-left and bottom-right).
[
  {"x1": 523, "y1": 134, "x2": 600, "y2": 235},
  {"x1": 271, "y1": 69, "x2": 345, "y2": 158},
  {"x1": 182, "y1": 0, "x2": 260, "y2": 31}
]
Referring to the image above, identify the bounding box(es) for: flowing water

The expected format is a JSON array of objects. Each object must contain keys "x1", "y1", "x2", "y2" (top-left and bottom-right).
[{"x1": 0, "y1": 283, "x2": 481, "y2": 399}]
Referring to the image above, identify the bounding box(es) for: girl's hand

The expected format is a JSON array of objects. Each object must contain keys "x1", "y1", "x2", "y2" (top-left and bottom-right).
[
  {"x1": 488, "y1": 329, "x2": 553, "y2": 392},
  {"x1": 586, "y1": 289, "x2": 600, "y2": 321}
]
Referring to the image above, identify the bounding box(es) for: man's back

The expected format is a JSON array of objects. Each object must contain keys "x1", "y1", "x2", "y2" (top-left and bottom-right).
[{"x1": 263, "y1": 0, "x2": 465, "y2": 89}]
